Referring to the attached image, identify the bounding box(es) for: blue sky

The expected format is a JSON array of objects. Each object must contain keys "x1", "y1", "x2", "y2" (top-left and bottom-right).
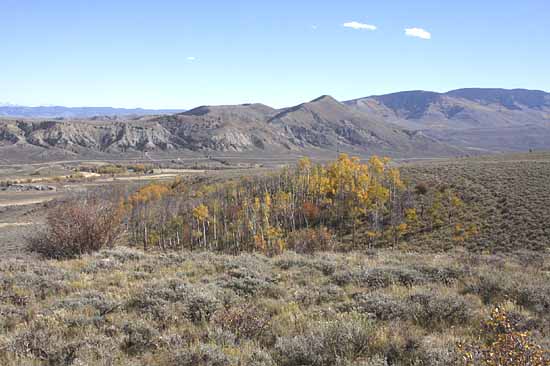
[{"x1": 1, "y1": 0, "x2": 548, "y2": 109}]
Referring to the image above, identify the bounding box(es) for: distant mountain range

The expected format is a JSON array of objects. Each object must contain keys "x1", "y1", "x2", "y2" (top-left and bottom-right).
[
  {"x1": 0, "y1": 105, "x2": 186, "y2": 119},
  {"x1": 346, "y1": 88, "x2": 549, "y2": 129},
  {"x1": 345, "y1": 88, "x2": 550, "y2": 152},
  {"x1": 0, "y1": 88, "x2": 548, "y2": 163}
]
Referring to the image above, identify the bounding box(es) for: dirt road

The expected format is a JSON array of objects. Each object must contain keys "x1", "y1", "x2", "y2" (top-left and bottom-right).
[{"x1": 0, "y1": 191, "x2": 61, "y2": 208}]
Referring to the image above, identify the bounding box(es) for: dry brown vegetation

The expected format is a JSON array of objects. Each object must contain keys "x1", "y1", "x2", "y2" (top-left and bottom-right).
[
  {"x1": 2, "y1": 152, "x2": 549, "y2": 365},
  {"x1": 1, "y1": 248, "x2": 549, "y2": 365},
  {"x1": 27, "y1": 194, "x2": 125, "y2": 259},
  {"x1": 401, "y1": 152, "x2": 550, "y2": 252}
]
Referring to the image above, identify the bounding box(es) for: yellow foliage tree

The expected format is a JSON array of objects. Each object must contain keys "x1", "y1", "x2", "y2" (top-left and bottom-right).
[{"x1": 193, "y1": 204, "x2": 209, "y2": 248}]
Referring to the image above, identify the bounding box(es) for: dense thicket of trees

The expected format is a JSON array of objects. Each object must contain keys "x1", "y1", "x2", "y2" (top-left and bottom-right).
[{"x1": 125, "y1": 154, "x2": 473, "y2": 255}]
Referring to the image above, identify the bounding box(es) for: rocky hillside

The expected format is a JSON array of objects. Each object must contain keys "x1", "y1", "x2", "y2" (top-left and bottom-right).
[
  {"x1": 267, "y1": 95, "x2": 458, "y2": 156},
  {"x1": 0, "y1": 97, "x2": 463, "y2": 163},
  {"x1": 154, "y1": 103, "x2": 289, "y2": 152},
  {"x1": 3, "y1": 88, "x2": 547, "y2": 162},
  {"x1": 345, "y1": 88, "x2": 550, "y2": 152}
]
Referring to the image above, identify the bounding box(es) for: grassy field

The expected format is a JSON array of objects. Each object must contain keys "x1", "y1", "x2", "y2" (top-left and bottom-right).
[
  {"x1": 399, "y1": 152, "x2": 550, "y2": 253},
  {"x1": 0, "y1": 152, "x2": 549, "y2": 365},
  {"x1": 0, "y1": 248, "x2": 549, "y2": 365}
]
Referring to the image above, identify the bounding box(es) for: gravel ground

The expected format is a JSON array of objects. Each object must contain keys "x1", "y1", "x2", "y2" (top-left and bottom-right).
[{"x1": 0, "y1": 203, "x2": 45, "y2": 258}]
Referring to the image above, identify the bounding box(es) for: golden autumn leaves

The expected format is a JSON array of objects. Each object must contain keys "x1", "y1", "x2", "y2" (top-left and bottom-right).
[
  {"x1": 459, "y1": 307, "x2": 548, "y2": 365},
  {"x1": 125, "y1": 154, "x2": 473, "y2": 254}
]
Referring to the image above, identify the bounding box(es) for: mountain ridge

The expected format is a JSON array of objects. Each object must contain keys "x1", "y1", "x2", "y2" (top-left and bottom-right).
[
  {"x1": 344, "y1": 88, "x2": 550, "y2": 153},
  {"x1": 0, "y1": 95, "x2": 463, "y2": 162},
  {"x1": 1, "y1": 88, "x2": 549, "y2": 163},
  {"x1": 0, "y1": 106, "x2": 187, "y2": 119}
]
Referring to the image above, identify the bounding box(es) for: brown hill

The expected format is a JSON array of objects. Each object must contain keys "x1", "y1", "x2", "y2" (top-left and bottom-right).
[
  {"x1": 268, "y1": 95, "x2": 460, "y2": 156},
  {"x1": 345, "y1": 88, "x2": 550, "y2": 152},
  {"x1": 0, "y1": 97, "x2": 463, "y2": 163},
  {"x1": 346, "y1": 88, "x2": 550, "y2": 129}
]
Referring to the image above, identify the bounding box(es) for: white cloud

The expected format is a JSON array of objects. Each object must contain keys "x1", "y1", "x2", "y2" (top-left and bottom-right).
[
  {"x1": 187, "y1": 56, "x2": 196, "y2": 61},
  {"x1": 343, "y1": 21, "x2": 377, "y2": 31},
  {"x1": 404, "y1": 27, "x2": 431, "y2": 39},
  {"x1": 311, "y1": 25, "x2": 318, "y2": 30}
]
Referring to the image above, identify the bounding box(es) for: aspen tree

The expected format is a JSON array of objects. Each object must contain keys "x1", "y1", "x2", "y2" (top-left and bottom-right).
[{"x1": 193, "y1": 204, "x2": 209, "y2": 249}]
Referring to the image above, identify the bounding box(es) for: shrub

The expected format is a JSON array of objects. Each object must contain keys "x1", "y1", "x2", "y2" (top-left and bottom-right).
[
  {"x1": 359, "y1": 267, "x2": 428, "y2": 288},
  {"x1": 369, "y1": 325, "x2": 460, "y2": 366},
  {"x1": 462, "y1": 272, "x2": 512, "y2": 304},
  {"x1": 332, "y1": 264, "x2": 462, "y2": 288},
  {"x1": 121, "y1": 321, "x2": 159, "y2": 355},
  {"x1": 54, "y1": 291, "x2": 119, "y2": 316},
  {"x1": 184, "y1": 289, "x2": 222, "y2": 322},
  {"x1": 96, "y1": 247, "x2": 145, "y2": 263},
  {"x1": 346, "y1": 293, "x2": 409, "y2": 321},
  {"x1": 218, "y1": 256, "x2": 278, "y2": 297},
  {"x1": 408, "y1": 290, "x2": 473, "y2": 328},
  {"x1": 7, "y1": 322, "x2": 84, "y2": 365},
  {"x1": 285, "y1": 227, "x2": 336, "y2": 254},
  {"x1": 292, "y1": 284, "x2": 345, "y2": 306},
  {"x1": 27, "y1": 195, "x2": 124, "y2": 259},
  {"x1": 212, "y1": 303, "x2": 271, "y2": 340},
  {"x1": 347, "y1": 290, "x2": 473, "y2": 328},
  {"x1": 274, "y1": 253, "x2": 337, "y2": 275},
  {"x1": 464, "y1": 271, "x2": 550, "y2": 316},
  {"x1": 220, "y1": 271, "x2": 279, "y2": 297},
  {"x1": 272, "y1": 313, "x2": 373, "y2": 366},
  {"x1": 126, "y1": 280, "x2": 223, "y2": 323},
  {"x1": 0, "y1": 261, "x2": 73, "y2": 303},
  {"x1": 459, "y1": 307, "x2": 550, "y2": 365},
  {"x1": 239, "y1": 348, "x2": 276, "y2": 366},
  {"x1": 96, "y1": 164, "x2": 126, "y2": 175},
  {"x1": 170, "y1": 344, "x2": 235, "y2": 366},
  {"x1": 415, "y1": 183, "x2": 429, "y2": 195},
  {"x1": 516, "y1": 285, "x2": 550, "y2": 316},
  {"x1": 0, "y1": 305, "x2": 26, "y2": 333}
]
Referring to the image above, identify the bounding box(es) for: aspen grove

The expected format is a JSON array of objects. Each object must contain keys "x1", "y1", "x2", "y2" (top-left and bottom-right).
[{"x1": 126, "y1": 154, "x2": 472, "y2": 254}]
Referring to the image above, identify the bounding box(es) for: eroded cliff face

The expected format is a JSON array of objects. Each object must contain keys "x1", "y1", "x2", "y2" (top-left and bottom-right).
[
  {"x1": 0, "y1": 95, "x2": 464, "y2": 161},
  {"x1": 2, "y1": 88, "x2": 549, "y2": 160}
]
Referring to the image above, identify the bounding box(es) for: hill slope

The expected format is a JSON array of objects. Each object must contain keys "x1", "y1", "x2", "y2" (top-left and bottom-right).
[
  {"x1": 345, "y1": 88, "x2": 550, "y2": 152},
  {"x1": 0, "y1": 97, "x2": 462, "y2": 163},
  {"x1": 268, "y1": 95, "x2": 459, "y2": 156},
  {"x1": 3, "y1": 88, "x2": 548, "y2": 163}
]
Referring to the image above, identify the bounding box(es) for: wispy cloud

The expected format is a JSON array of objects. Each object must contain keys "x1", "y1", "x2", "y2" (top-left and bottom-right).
[
  {"x1": 187, "y1": 56, "x2": 196, "y2": 61},
  {"x1": 404, "y1": 27, "x2": 431, "y2": 39},
  {"x1": 311, "y1": 25, "x2": 318, "y2": 30},
  {"x1": 343, "y1": 21, "x2": 377, "y2": 31}
]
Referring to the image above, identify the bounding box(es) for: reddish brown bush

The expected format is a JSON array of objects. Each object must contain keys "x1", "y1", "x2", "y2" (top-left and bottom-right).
[
  {"x1": 211, "y1": 303, "x2": 271, "y2": 340},
  {"x1": 286, "y1": 227, "x2": 335, "y2": 254},
  {"x1": 27, "y1": 195, "x2": 125, "y2": 259}
]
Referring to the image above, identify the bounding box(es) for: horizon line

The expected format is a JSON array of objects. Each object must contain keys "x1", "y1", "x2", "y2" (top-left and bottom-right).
[{"x1": 1, "y1": 86, "x2": 548, "y2": 110}]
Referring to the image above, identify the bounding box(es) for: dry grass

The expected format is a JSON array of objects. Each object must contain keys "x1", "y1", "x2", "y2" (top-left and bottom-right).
[
  {"x1": 2, "y1": 153, "x2": 550, "y2": 365},
  {"x1": 399, "y1": 152, "x2": 550, "y2": 252},
  {"x1": 0, "y1": 247, "x2": 548, "y2": 365}
]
